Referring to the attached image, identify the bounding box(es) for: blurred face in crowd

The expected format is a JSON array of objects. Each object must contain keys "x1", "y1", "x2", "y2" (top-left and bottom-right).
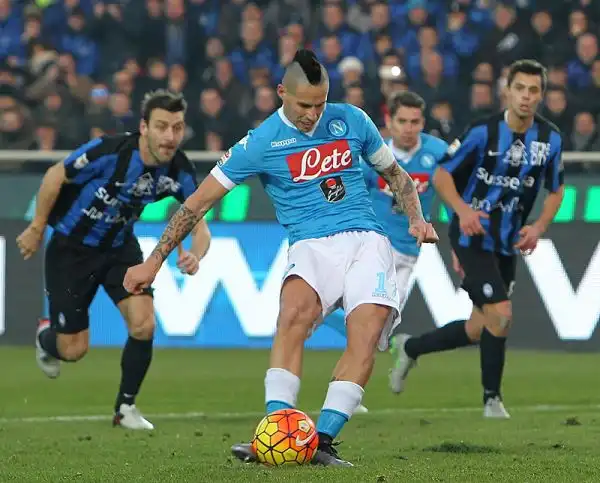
[
  {"x1": 431, "y1": 102, "x2": 452, "y2": 121},
  {"x1": 286, "y1": 23, "x2": 304, "y2": 46},
  {"x1": 146, "y1": 0, "x2": 162, "y2": 18},
  {"x1": 206, "y1": 37, "x2": 225, "y2": 60},
  {"x1": 471, "y1": 83, "x2": 493, "y2": 108},
  {"x1": 24, "y1": 17, "x2": 41, "y2": 39},
  {"x1": 148, "y1": 59, "x2": 168, "y2": 80},
  {"x1": 241, "y1": 20, "x2": 264, "y2": 49},
  {"x1": 278, "y1": 75, "x2": 328, "y2": 133},
  {"x1": 255, "y1": 86, "x2": 276, "y2": 113},
  {"x1": 45, "y1": 92, "x2": 62, "y2": 111},
  {"x1": 1, "y1": 110, "x2": 23, "y2": 132},
  {"x1": 37, "y1": 125, "x2": 56, "y2": 149},
  {"x1": 374, "y1": 34, "x2": 392, "y2": 57},
  {"x1": 545, "y1": 89, "x2": 566, "y2": 114},
  {"x1": 408, "y1": 6, "x2": 427, "y2": 26},
  {"x1": 387, "y1": 104, "x2": 424, "y2": 150},
  {"x1": 547, "y1": 67, "x2": 566, "y2": 87},
  {"x1": 58, "y1": 53, "x2": 76, "y2": 74},
  {"x1": 124, "y1": 58, "x2": 141, "y2": 77},
  {"x1": 345, "y1": 86, "x2": 364, "y2": 108},
  {"x1": 68, "y1": 13, "x2": 85, "y2": 32},
  {"x1": 494, "y1": 4, "x2": 515, "y2": 30},
  {"x1": 0, "y1": 95, "x2": 16, "y2": 109},
  {"x1": 215, "y1": 58, "x2": 233, "y2": 85},
  {"x1": 242, "y1": 2, "x2": 262, "y2": 22},
  {"x1": 341, "y1": 66, "x2": 362, "y2": 86},
  {"x1": 0, "y1": 0, "x2": 10, "y2": 20},
  {"x1": 531, "y1": 10, "x2": 552, "y2": 35},
  {"x1": 418, "y1": 26, "x2": 438, "y2": 50},
  {"x1": 569, "y1": 10, "x2": 587, "y2": 37},
  {"x1": 370, "y1": 3, "x2": 389, "y2": 30},
  {"x1": 577, "y1": 33, "x2": 598, "y2": 64},
  {"x1": 114, "y1": 70, "x2": 134, "y2": 96},
  {"x1": 422, "y1": 51, "x2": 443, "y2": 79},
  {"x1": 201, "y1": 88, "x2": 223, "y2": 117},
  {"x1": 110, "y1": 93, "x2": 130, "y2": 116},
  {"x1": 279, "y1": 35, "x2": 298, "y2": 64},
  {"x1": 591, "y1": 60, "x2": 600, "y2": 86},
  {"x1": 140, "y1": 108, "x2": 185, "y2": 164},
  {"x1": 506, "y1": 72, "x2": 543, "y2": 119},
  {"x1": 168, "y1": 64, "x2": 187, "y2": 92},
  {"x1": 321, "y1": 36, "x2": 341, "y2": 63},
  {"x1": 323, "y1": 4, "x2": 344, "y2": 31},
  {"x1": 575, "y1": 112, "x2": 595, "y2": 135},
  {"x1": 166, "y1": 0, "x2": 184, "y2": 21},
  {"x1": 473, "y1": 62, "x2": 494, "y2": 83}
]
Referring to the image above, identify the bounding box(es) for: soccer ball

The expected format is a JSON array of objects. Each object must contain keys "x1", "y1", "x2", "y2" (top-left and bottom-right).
[{"x1": 251, "y1": 409, "x2": 319, "y2": 466}]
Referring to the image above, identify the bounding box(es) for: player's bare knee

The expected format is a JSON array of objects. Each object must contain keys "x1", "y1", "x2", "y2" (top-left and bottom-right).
[
  {"x1": 484, "y1": 301, "x2": 513, "y2": 333},
  {"x1": 128, "y1": 314, "x2": 155, "y2": 341}
]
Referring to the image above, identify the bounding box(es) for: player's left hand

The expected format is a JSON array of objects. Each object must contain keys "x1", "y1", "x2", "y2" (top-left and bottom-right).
[
  {"x1": 176, "y1": 245, "x2": 200, "y2": 275},
  {"x1": 514, "y1": 224, "x2": 541, "y2": 256},
  {"x1": 409, "y1": 220, "x2": 439, "y2": 246}
]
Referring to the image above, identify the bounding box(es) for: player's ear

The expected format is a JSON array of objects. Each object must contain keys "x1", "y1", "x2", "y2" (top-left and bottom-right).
[
  {"x1": 276, "y1": 84, "x2": 286, "y2": 101},
  {"x1": 139, "y1": 119, "x2": 148, "y2": 136}
]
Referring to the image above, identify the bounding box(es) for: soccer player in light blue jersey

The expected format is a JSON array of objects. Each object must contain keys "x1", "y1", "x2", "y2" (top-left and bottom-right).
[
  {"x1": 124, "y1": 50, "x2": 439, "y2": 466},
  {"x1": 324, "y1": 91, "x2": 453, "y2": 413}
]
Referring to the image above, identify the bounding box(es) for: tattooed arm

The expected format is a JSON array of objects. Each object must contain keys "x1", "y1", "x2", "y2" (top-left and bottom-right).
[
  {"x1": 378, "y1": 162, "x2": 425, "y2": 225},
  {"x1": 147, "y1": 174, "x2": 227, "y2": 271},
  {"x1": 368, "y1": 144, "x2": 425, "y2": 225}
]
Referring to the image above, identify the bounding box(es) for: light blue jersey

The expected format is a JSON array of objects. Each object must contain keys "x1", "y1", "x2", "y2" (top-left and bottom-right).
[
  {"x1": 361, "y1": 133, "x2": 448, "y2": 257},
  {"x1": 212, "y1": 104, "x2": 388, "y2": 245}
]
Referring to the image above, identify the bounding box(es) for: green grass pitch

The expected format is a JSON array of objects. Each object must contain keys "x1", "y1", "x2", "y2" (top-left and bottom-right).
[{"x1": 1, "y1": 347, "x2": 599, "y2": 482}]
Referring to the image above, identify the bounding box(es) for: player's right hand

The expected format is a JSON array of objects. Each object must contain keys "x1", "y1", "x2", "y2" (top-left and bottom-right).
[
  {"x1": 16, "y1": 223, "x2": 45, "y2": 260},
  {"x1": 458, "y1": 207, "x2": 488, "y2": 236},
  {"x1": 123, "y1": 261, "x2": 159, "y2": 295}
]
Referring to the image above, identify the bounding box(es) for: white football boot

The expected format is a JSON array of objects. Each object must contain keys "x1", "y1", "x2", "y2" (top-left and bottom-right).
[
  {"x1": 483, "y1": 396, "x2": 511, "y2": 419},
  {"x1": 35, "y1": 318, "x2": 61, "y2": 379},
  {"x1": 113, "y1": 404, "x2": 155, "y2": 430}
]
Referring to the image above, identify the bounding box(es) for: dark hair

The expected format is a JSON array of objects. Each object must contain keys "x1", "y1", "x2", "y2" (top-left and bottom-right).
[
  {"x1": 387, "y1": 91, "x2": 426, "y2": 116},
  {"x1": 141, "y1": 89, "x2": 187, "y2": 122},
  {"x1": 507, "y1": 59, "x2": 548, "y2": 91},
  {"x1": 293, "y1": 49, "x2": 324, "y2": 85}
]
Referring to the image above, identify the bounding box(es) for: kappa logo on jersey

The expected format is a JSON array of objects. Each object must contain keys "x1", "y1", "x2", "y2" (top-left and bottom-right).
[
  {"x1": 286, "y1": 140, "x2": 353, "y2": 183},
  {"x1": 377, "y1": 173, "x2": 430, "y2": 195},
  {"x1": 319, "y1": 176, "x2": 346, "y2": 202},
  {"x1": 270, "y1": 138, "x2": 297, "y2": 148}
]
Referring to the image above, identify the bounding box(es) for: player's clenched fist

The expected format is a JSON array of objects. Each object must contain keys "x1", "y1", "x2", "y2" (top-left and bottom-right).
[
  {"x1": 408, "y1": 220, "x2": 439, "y2": 246},
  {"x1": 16, "y1": 223, "x2": 45, "y2": 260},
  {"x1": 123, "y1": 261, "x2": 159, "y2": 295}
]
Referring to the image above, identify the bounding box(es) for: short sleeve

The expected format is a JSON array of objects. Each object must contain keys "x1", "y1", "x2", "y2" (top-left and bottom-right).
[
  {"x1": 63, "y1": 137, "x2": 112, "y2": 185},
  {"x1": 348, "y1": 105, "x2": 385, "y2": 160},
  {"x1": 210, "y1": 132, "x2": 264, "y2": 190},
  {"x1": 438, "y1": 124, "x2": 487, "y2": 174},
  {"x1": 544, "y1": 131, "x2": 564, "y2": 192}
]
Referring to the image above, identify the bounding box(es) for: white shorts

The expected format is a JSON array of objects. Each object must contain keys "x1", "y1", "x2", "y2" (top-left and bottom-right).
[
  {"x1": 388, "y1": 249, "x2": 418, "y2": 336},
  {"x1": 284, "y1": 231, "x2": 400, "y2": 350}
]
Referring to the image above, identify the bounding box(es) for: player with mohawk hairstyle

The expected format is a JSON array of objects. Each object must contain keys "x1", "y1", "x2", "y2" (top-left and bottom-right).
[{"x1": 124, "y1": 50, "x2": 438, "y2": 466}]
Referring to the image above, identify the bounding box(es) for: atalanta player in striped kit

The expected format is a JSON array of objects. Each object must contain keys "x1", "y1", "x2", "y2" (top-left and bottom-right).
[
  {"x1": 392, "y1": 60, "x2": 565, "y2": 418},
  {"x1": 16, "y1": 90, "x2": 211, "y2": 429}
]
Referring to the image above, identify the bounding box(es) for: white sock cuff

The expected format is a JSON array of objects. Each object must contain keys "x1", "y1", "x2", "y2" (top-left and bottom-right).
[
  {"x1": 322, "y1": 380, "x2": 364, "y2": 419},
  {"x1": 264, "y1": 368, "x2": 301, "y2": 406}
]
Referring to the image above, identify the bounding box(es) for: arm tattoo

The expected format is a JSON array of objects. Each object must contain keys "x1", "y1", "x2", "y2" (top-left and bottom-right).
[
  {"x1": 380, "y1": 163, "x2": 424, "y2": 224},
  {"x1": 149, "y1": 205, "x2": 200, "y2": 264}
]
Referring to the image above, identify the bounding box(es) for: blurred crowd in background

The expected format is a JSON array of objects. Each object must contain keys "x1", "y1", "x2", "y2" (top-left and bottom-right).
[{"x1": 1, "y1": 0, "x2": 600, "y2": 156}]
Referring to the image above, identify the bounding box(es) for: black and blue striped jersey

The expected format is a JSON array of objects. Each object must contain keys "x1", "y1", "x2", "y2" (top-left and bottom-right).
[
  {"x1": 439, "y1": 112, "x2": 564, "y2": 255},
  {"x1": 49, "y1": 132, "x2": 197, "y2": 248}
]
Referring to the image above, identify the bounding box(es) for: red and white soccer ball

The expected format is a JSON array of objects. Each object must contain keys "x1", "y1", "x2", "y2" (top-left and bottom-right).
[{"x1": 251, "y1": 409, "x2": 319, "y2": 466}]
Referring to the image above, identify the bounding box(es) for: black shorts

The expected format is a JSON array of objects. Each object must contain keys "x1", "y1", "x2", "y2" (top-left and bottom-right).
[
  {"x1": 45, "y1": 233, "x2": 152, "y2": 334},
  {"x1": 451, "y1": 242, "x2": 516, "y2": 310}
]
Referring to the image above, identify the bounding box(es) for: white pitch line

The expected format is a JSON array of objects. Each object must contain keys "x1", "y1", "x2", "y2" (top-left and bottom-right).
[{"x1": 0, "y1": 403, "x2": 598, "y2": 425}]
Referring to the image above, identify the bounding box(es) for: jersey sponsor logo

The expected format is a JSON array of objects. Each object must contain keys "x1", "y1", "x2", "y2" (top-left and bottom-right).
[
  {"x1": 470, "y1": 196, "x2": 522, "y2": 213},
  {"x1": 327, "y1": 118, "x2": 348, "y2": 137},
  {"x1": 377, "y1": 173, "x2": 430, "y2": 195},
  {"x1": 95, "y1": 187, "x2": 121, "y2": 207},
  {"x1": 73, "y1": 153, "x2": 89, "y2": 169},
  {"x1": 156, "y1": 175, "x2": 181, "y2": 195},
  {"x1": 319, "y1": 176, "x2": 346, "y2": 202},
  {"x1": 270, "y1": 138, "x2": 297, "y2": 148},
  {"x1": 530, "y1": 141, "x2": 551, "y2": 166},
  {"x1": 82, "y1": 206, "x2": 129, "y2": 224},
  {"x1": 476, "y1": 167, "x2": 535, "y2": 190},
  {"x1": 286, "y1": 140, "x2": 353, "y2": 182}
]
